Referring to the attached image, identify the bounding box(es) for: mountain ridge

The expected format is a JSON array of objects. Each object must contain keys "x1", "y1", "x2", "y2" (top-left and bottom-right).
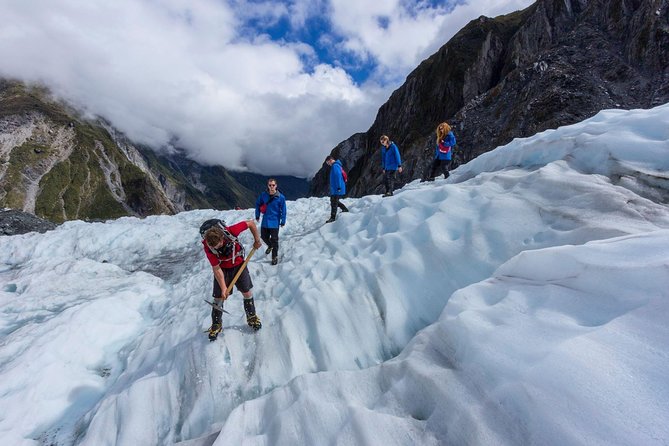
[{"x1": 310, "y1": 0, "x2": 669, "y2": 197}]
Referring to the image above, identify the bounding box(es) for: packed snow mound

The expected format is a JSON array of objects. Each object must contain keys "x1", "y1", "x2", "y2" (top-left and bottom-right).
[{"x1": 0, "y1": 103, "x2": 668, "y2": 445}]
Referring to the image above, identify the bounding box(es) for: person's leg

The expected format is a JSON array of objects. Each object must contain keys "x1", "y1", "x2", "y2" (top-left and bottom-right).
[
  {"x1": 388, "y1": 170, "x2": 395, "y2": 195},
  {"x1": 242, "y1": 293, "x2": 261, "y2": 330},
  {"x1": 269, "y1": 227, "x2": 279, "y2": 264},
  {"x1": 441, "y1": 159, "x2": 452, "y2": 179},
  {"x1": 428, "y1": 158, "x2": 439, "y2": 181},
  {"x1": 337, "y1": 196, "x2": 348, "y2": 212},
  {"x1": 261, "y1": 226, "x2": 272, "y2": 254},
  {"x1": 234, "y1": 267, "x2": 261, "y2": 330},
  {"x1": 208, "y1": 277, "x2": 224, "y2": 340},
  {"x1": 327, "y1": 196, "x2": 337, "y2": 222}
]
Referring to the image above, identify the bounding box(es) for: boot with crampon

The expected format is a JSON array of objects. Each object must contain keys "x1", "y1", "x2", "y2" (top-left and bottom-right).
[
  {"x1": 243, "y1": 297, "x2": 262, "y2": 331},
  {"x1": 208, "y1": 306, "x2": 223, "y2": 341}
]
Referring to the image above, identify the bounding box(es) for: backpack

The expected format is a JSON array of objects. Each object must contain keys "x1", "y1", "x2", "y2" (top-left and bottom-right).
[
  {"x1": 341, "y1": 168, "x2": 348, "y2": 183},
  {"x1": 199, "y1": 218, "x2": 226, "y2": 238},
  {"x1": 199, "y1": 219, "x2": 244, "y2": 262}
]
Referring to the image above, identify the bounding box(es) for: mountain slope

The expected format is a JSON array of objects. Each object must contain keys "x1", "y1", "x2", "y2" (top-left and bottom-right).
[
  {"x1": 0, "y1": 80, "x2": 280, "y2": 222},
  {"x1": 0, "y1": 81, "x2": 174, "y2": 221}
]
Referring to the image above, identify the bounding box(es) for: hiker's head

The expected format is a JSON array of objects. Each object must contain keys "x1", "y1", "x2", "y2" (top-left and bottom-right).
[
  {"x1": 205, "y1": 226, "x2": 228, "y2": 249},
  {"x1": 437, "y1": 122, "x2": 451, "y2": 139},
  {"x1": 380, "y1": 135, "x2": 389, "y2": 147},
  {"x1": 325, "y1": 155, "x2": 335, "y2": 166},
  {"x1": 267, "y1": 179, "x2": 278, "y2": 191}
]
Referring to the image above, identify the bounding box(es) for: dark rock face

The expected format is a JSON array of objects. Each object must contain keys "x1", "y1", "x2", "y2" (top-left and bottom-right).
[
  {"x1": 0, "y1": 209, "x2": 57, "y2": 236},
  {"x1": 310, "y1": 0, "x2": 669, "y2": 197}
]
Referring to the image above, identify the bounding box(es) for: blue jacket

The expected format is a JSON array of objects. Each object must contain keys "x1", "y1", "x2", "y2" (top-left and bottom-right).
[
  {"x1": 329, "y1": 160, "x2": 346, "y2": 196},
  {"x1": 381, "y1": 142, "x2": 402, "y2": 170},
  {"x1": 435, "y1": 132, "x2": 456, "y2": 161},
  {"x1": 255, "y1": 191, "x2": 287, "y2": 228}
]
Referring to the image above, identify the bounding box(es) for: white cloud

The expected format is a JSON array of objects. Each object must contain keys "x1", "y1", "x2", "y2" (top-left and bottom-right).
[
  {"x1": 331, "y1": 0, "x2": 535, "y2": 84},
  {"x1": 0, "y1": 0, "x2": 534, "y2": 177}
]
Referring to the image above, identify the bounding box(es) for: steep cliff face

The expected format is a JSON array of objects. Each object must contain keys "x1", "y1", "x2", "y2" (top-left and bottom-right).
[
  {"x1": 311, "y1": 0, "x2": 669, "y2": 197},
  {"x1": 0, "y1": 81, "x2": 258, "y2": 222}
]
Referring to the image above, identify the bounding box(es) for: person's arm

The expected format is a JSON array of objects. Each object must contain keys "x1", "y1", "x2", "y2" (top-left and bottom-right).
[
  {"x1": 280, "y1": 197, "x2": 287, "y2": 226},
  {"x1": 394, "y1": 143, "x2": 403, "y2": 173},
  {"x1": 246, "y1": 219, "x2": 263, "y2": 249},
  {"x1": 337, "y1": 165, "x2": 344, "y2": 193},
  {"x1": 448, "y1": 132, "x2": 456, "y2": 146},
  {"x1": 254, "y1": 194, "x2": 263, "y2": 221},
  {"x1": 212, "y1": 265, "x2": 229, "y2": 301}
]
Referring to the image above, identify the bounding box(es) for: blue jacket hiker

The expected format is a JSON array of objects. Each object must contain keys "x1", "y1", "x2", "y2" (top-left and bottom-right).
[
  {"x1": 325, "y1": 156, "x2": 349, "y2": 223},
  {"x1": 424, "y1": 122, "x2": 457, "y2": 182},
  {"x1": 379, "y1": 135, "x2": 403, "y2": 196},
  {"x1": 255, "y1": 179, "x2": 287, "y2": 265}
]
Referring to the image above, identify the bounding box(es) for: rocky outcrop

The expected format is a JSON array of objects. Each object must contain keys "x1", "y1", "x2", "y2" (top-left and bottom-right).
[
  {"x1": 0, "y1": 208, "x2": 57, "y2": 235},
  {"x1": 311, "y1": 0, "x2": 669, "y2": 197}
]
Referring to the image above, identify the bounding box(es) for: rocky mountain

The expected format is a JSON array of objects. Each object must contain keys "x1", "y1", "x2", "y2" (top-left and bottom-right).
[
  {"x1": 310, "y1": 0, "x2": 669, "y2": 197},
  {"x1": 0, "y1": 80, "x2": 306, "y2": 224}
]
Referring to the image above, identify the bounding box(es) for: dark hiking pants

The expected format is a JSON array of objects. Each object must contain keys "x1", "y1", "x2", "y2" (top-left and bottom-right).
[
  {"x1": 384, "y1": 170, "x2": 397, "y2": 194},
  {"x1": 261, "y1": 226, "x2": 280, "y2": 260},
  {"x1": 330, "y1": 195, "x2": 348, "y2": 219},
  {"x1": 429, "y1": 158, "x2": 451, "y2": 180}
]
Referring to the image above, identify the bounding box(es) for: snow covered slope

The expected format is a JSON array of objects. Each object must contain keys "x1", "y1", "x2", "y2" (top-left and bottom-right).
[{"x1": 1, "y1": 104, "x2": 668, "y2": 445}]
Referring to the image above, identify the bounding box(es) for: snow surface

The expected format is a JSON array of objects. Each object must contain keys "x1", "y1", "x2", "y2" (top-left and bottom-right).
[{"x1": 1, "y1": 104, "x2": 668, "y2": 445}]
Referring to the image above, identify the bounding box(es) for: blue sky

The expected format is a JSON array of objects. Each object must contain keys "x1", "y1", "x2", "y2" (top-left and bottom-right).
[{"x1": 0, "y1": 0, "x2": 534, "y2": 177}]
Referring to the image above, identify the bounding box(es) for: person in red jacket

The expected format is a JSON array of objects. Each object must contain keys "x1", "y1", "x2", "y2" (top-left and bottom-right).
[{"x1": 202, "y1": 219, "x2": 263, "y2": 341}]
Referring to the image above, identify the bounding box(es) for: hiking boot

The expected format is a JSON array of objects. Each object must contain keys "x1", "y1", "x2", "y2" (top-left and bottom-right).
[
  {"x1": 246, "y1": 314, "x2": 262, "y2": 331},
  {"x1": 265, "y1": 246, "x2": 272, "y2": 255},
  {"x1": 382, "y1": 192, "x2": 391, "y2": 197},
  {"x1": 342, "y1": 208, "x2": 349, "y2": 213},
  {"x1": 271, "y1": 257, "x2": 278, "y2": 265},
  {"x1": 325, "y1": 217, "x2": 336, "y2": 223},
  {"x1": 243, "y1": 297, "x2": 261, "y2": 330},
  {"x1": 208, "y1": 323, "x2": 222, "y2": 341}
]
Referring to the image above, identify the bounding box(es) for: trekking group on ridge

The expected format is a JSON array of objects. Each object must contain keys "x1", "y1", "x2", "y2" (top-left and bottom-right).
[{"x1": 200, "y1": 121, "x2": 456, "y2": 340}]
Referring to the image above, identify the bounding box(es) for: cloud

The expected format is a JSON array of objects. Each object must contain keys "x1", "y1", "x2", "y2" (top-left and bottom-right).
[
  {"x1": 329, "y1": 0, "x2": 535, "y2": 83},
  {"x1": 0, "y1": 0, "x2": 534, "y2": 178}
]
